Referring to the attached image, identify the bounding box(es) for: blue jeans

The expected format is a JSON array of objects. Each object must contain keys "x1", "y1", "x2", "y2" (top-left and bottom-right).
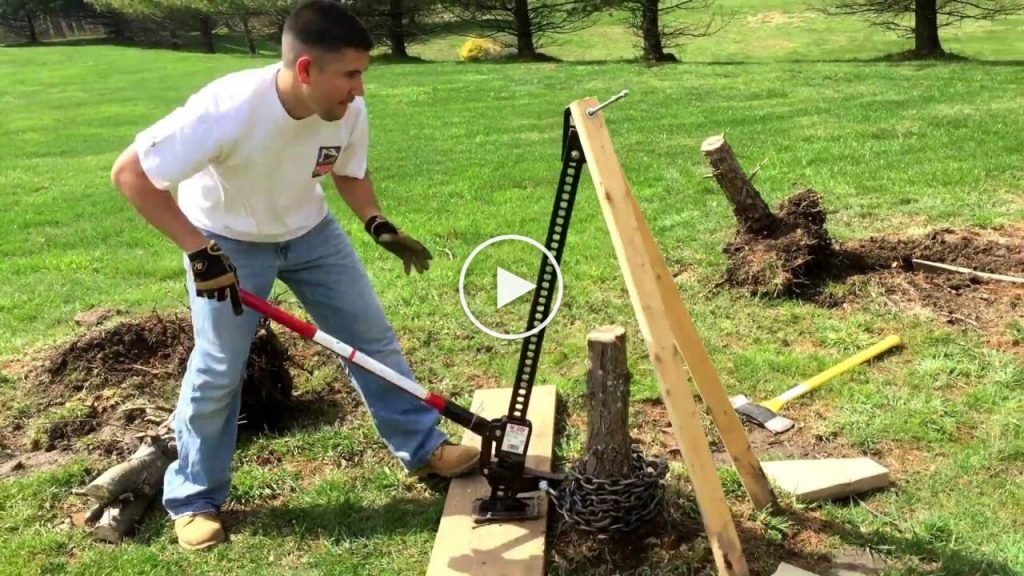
[{"x1": 163, "y1": 213, "x2": 448, "y2": 519}]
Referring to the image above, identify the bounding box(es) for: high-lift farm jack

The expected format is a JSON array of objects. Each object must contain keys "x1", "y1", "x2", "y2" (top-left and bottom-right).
[{"x1": 237, "y1": 92, "x2": 631, "y2": 524}]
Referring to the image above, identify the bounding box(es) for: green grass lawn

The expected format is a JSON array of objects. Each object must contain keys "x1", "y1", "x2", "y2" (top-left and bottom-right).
[{"x1": 1, "y1": 2, "x2": 1023, "y2": 575}]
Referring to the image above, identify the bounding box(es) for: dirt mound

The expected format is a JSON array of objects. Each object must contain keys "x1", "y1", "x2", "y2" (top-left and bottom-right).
[
  {"x1": 723, "y1": 188, "x2": 837, "y2": 297},
  {"x1": 39, "y1": 312, "x2": 193, "y2": 396},
  {"x1": 839, "y1": 226, "x2": 1024, "y2": 275},
  {"x1": 8, "y1": 311, "x2": 294, "y2": 458},
  {"x1": 722, "y1": 192, "x2": 1024, "y2": 351}
]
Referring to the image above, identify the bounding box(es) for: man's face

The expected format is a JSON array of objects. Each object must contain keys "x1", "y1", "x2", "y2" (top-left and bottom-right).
[{"x1": 298, "y1": 48, "x2": 369, "y2": 121}]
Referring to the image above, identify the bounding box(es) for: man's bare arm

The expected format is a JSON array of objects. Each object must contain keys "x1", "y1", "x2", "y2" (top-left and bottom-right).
[
  {"x1": 110, "y1": 146, "x2": 208, "y2": 253},
  {"x1": 331, "y1": 170, "x2": 382, "y2": 225}
]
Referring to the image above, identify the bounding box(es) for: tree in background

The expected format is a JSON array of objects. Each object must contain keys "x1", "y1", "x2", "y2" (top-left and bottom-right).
[
  {"x1": 439, "y1": 0, "x2": 611, "y2": 59},
  {"x1": 618, "y1": 0, "x2": 727, "y2": 61},
  {"x1": 345, "y1": 0, "x2": 445, "y2": 58},
  {"x1": 0, "y1": 0, "x2": 104, "y2": 43},
  {"x1": 86, "y1": 0, "x2": 217, "y2": 51},
  {"x1": 819, "y1": 0, "x2": 1023, "y2": 58}
]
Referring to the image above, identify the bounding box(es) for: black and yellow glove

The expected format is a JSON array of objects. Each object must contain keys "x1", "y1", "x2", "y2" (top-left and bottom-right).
[
  {"x1": 187, "y1": 240, "x2": 243, "y2": 315},
  {"x1": 365, "y1": 214, "x2": 433, "y2": 275}
]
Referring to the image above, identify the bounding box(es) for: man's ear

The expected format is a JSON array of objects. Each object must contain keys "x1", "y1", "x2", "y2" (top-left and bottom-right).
[{"x1": 297, "y1": 56, "x2": 312, "y2": 84}]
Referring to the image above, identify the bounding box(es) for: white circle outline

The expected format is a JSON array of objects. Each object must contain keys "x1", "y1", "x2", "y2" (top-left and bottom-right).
[{"x1": 458, "y1": 234, "x2": 564, "y2": 341}]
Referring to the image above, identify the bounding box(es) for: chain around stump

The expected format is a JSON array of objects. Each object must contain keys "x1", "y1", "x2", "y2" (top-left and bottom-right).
[{"x1": 543, "y1": 445, "x2": 669, "y2": 534}]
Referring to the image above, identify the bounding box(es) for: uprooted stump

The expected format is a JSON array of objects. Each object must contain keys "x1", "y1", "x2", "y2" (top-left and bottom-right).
[
  {"x1": 701, "y1": 134, "x2": 840, "y2": 298},
  {"x1": 701, "y1": 134, "x2": 1024, "y2": 351}
]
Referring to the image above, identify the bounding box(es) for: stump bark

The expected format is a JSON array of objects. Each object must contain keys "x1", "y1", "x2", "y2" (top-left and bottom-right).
[
  {"x1": 581, "y1": 325, "x2": 633, "y2": 478},
  {"x1": 701, "y1": 134, "x2": 778, "y2": 237}
]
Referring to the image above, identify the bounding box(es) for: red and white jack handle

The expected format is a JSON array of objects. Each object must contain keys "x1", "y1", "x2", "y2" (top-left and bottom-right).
[{"x1": 238, "y1": 288, "x2": 491, "y2": 438}]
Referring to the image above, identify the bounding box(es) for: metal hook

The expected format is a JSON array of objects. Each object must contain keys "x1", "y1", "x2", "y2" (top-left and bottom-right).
[{"x1": 586, "y1": 90, "x2": 629, "y2": 118}]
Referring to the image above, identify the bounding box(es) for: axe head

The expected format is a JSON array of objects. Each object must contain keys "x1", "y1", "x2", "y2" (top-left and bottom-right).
[{"x1": 730, "y1": 395, "x2": 795, "y2": 434}]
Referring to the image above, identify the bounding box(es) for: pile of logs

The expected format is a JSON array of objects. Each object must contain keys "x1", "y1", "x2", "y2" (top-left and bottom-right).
[{"x1": 72, "y1": 411, "x2": 176, "y2": 542}]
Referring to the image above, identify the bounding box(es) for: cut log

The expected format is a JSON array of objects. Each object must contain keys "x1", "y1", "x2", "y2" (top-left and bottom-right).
[
  {"x1": 80, "y1": 440, "x2": 174, "y2": 504},
  {"x1": 581, "y1": 325, "x2": 633, "y2": 478},
  {"x1": 79, "y1": 413, "x2": 175, "y2": 505},
  {"x1": 701, "y1": 134, "x2": 778, "y2": 237},
  {"x1": 91, "y1": 494, "x2": 154, "y2": 542}
]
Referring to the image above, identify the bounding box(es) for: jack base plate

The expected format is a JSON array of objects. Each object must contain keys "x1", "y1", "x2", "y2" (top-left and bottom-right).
[{"x1": 471, "y1": 495, "x2": 540, "y2": 523}]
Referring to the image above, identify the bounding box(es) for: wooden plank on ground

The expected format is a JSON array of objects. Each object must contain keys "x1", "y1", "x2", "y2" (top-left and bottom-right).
[
  {"x1": 760, "y1": 457, "x2": 891, "y2": 503},
  {"x1": 569, "y1": 98, "x2": 749, "y2": 576},
  {"x1": 426, "y1": 385, "x2": 557, "y2": 576}
]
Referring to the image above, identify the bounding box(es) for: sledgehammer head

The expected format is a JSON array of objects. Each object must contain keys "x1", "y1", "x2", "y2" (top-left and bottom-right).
[{"x1": 730, "y1": 395, "x2": 794, "y2": 434}]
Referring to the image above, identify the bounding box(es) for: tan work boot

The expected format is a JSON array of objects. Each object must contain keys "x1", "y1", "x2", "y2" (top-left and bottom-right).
[
  {"x1": 174, "y1": 512, "x2": 226, "y2": 550},
  {"x1": 411, "y1": 441, "x2": 480, "y2": 478}
]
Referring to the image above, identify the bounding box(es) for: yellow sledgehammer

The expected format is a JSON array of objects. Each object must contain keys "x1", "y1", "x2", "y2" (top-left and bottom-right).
[{"x1": 730, "y1": 335, "x2": 903, "y2": 434}]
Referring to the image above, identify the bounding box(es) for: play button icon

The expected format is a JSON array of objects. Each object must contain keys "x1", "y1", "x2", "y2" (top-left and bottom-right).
[
  {"x1": 459, "y1": 234, "x2": 564, "y2": 340},
  {"x1": 496, "y1": 267, "x2": 535, "y2": 309}
]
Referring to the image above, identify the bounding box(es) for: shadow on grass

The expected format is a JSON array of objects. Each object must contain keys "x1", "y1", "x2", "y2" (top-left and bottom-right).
[
  {"x1": 549, "y1": 489, "x2": 1022, "y2": 575},
  {"x1": 230, "y1": 493, "x2": 445, "y2": 542},
  {"x1": 769, "y1": 502, "x2": 1023, "y2": 576}
]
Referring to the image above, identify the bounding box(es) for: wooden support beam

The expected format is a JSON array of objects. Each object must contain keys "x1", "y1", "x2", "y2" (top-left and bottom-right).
[
  {"x1": 569, "y1": 98, "x2": 750, "y2": 576},
  {"x1": 426, "y1": 385, "x2": 557, "y2": 576},
  {"x1": 623, "y1": 190, "x2": 777, "y2": 512}
]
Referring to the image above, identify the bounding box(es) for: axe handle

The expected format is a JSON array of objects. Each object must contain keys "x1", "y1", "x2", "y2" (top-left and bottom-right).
[{"x1": 762, "y1": 335, "x2": 902, "y2": 412}]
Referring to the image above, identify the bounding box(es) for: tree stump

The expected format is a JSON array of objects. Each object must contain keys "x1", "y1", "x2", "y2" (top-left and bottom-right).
[
  {"x1": 701, "y1": 133, "x2": 838, "y2": 298},
  {"x1": 581, "y1": 325, "x2": 633, "y2": 478},
  {"x1": 701, "y1": 134, "x2": 778, "y2": 237}
]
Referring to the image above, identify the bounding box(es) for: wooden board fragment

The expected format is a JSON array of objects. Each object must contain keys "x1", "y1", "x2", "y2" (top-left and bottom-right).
[
  {"x1": 911, "y1": 259, "x2": 1024, "y2": 284},
  {"x1": 761, "y1": 458, "x2": 891, "y2": 503},
  {"x1": 569, "y1": 98, "x2": 750, "y2": 576},
  {"x1": 426, "y1": 385, "x2": 557, "y2": 576},
  {"x1": 772, "y1": 562, "x2": 821, "y2": 576}
]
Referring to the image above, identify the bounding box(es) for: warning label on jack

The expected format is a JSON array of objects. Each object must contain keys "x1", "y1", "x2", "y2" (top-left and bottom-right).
[{"x1": 501, "y1": 423, "x2": 530, "y2": 454}]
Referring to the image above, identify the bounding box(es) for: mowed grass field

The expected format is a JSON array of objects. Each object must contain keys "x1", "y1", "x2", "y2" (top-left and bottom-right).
[{"x1": 1, "y1": 1, "x2": 1023, "y2": 574}]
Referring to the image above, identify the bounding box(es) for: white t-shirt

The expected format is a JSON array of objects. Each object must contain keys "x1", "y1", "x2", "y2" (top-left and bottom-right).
[{"x1": 133, "y1": 62, "x2": 368, "y2": 243}]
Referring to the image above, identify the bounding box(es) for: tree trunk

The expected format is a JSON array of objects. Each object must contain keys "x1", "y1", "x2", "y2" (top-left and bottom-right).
[
  {"x1": 640, "y1": 0, "x2": 666, "y2": 61},
  {"x1": 701, "y1": 134, "x2": 778, "y2": 237},
  {"x1": 26, "y1": 12, "x2": 38, "y2": 43},
  {"x1": 388, "y1": 0, "x2": 409, "y2": 57},
  {"x1": 198, "y1": 15, "x2": 215, "y2": 53},
  {"x1": 914, "y1": 0, "x2": 943, "y2": 56},
  {"x1": 241, "y1": 17, "x2": 256, "y2": 55},
  {"x1": 513, "y1": 0, "x2": 537, "y2": 58},
  {"x1": 49, "y1": 15, "x2": 68, "y2": 39},
  {"x1": 581, "y1": 325, "x2": 633, "y2": 478}
]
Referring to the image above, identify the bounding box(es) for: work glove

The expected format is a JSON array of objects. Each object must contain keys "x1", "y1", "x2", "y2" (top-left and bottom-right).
[
  {"x1": 365, "y1": 214, "x2": 433, "y2": 275},
  {"x1": 187, "y1": 240, "x2": 244, "y2": 315}
]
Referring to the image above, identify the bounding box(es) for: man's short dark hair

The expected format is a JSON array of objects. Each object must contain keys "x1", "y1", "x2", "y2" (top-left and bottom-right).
[{"x1": 282, "y1": 0, "x2": 373, "y2": 65}]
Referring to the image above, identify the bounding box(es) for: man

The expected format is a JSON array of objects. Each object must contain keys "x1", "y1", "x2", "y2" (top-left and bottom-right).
[{"x1": 109, "y1": 0, "x2": 479, "y2": 551}]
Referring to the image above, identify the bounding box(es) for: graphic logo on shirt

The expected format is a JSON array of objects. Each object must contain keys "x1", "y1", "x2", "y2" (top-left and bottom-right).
[{"x1": 312, "y1": 146, "x2": 342, "y2": 177}]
